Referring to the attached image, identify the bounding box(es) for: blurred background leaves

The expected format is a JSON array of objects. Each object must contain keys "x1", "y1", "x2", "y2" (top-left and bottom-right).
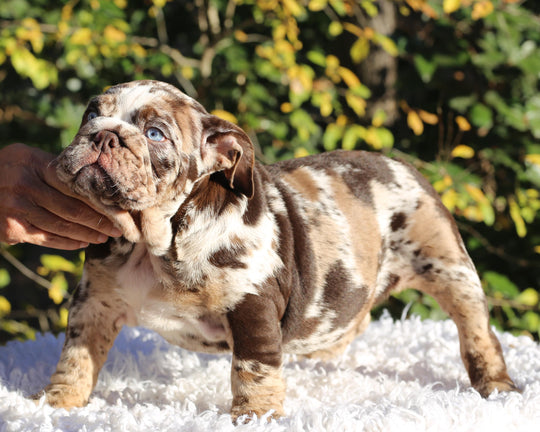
[{"x1": 0, "y1": 0, "x2": 538, "y2": 342}]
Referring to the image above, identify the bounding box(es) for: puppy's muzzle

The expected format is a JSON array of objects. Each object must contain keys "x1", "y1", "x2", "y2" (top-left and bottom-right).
[{"x1": 92, "y1": 130, "x2": 122, "y2": 151}]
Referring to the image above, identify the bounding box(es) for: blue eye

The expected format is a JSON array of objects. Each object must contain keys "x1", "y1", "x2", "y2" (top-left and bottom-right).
[
  {"x1": 145, "y1": 127, "x2": 166, "y2": 142},
  {"x1": 87, "y1": 111, "x2": 98, "y2": 121}
]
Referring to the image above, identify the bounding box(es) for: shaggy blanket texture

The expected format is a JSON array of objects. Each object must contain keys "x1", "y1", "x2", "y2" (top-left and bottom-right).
[{"x1": 0, "y1": 312, "x2": 539, "y2": 431}]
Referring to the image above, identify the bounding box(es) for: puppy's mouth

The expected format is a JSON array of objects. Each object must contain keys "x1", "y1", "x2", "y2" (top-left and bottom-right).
[{"x1": 59, "y1": 130, "x2": 155, "y2": 210}]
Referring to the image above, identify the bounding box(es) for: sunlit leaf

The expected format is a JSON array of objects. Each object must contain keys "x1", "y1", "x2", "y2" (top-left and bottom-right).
[
  {"x1": 337, "y1": 67, "x2": 360, "y2": 88},
  {"x1": 443, "y1": 0, "x2": 461, "y2": 14},
  {"x1": 40, "y1": 255, "x2": 77, "y2": 273},
  {"x1": 0, "y1": 269, "x2": 10, "y2": 288},
  {"x1": 211, "y1": 109, "x2": 238, "y2": 124},
  {"x1": 58, "y1": 307, "x2": 69, "y2": 328},
  {"x1": 350, "y1": 38, "x2": 370, "y2": 63},
  {"x1": 0, "y1": 296, "x2": 11, "y2": 316},
  {"x1": 441, "y1": 189, "x2": 458, "y2": 211},
  {"x1": 451, "y1": 145, "x2": 475, "y2": 159},
  {"x1": 294, "y1": 147, "x2": 310, "y2": 158},
  {"x1": 407, "y1": 111, "x2": 424, "y2": 135},
  {"x1": 525, "y1": 154, "x2": 540, "y2": 166},
  {"x1": 49, "y1": 274, "x2": 68, "y2": 305},
  {"x1": 455, "y1": 115, "x2": 472, "y2": 131},
  {"x1": 308, "y1": 0, "x2": 327, "y2": 11},
  {"x1": 329, "y1": 21, "x2": 343, "y2": 37},
  {"x1": 342, "y1": 125, "x2": 366, "y2": 150},
  {"x1": 509, "y1": 197, "x2": 527, "y2": 237},
  {"x1": 418, "y1": 109, "x2": 438, "y2": 125},
  {"x1": 70, "y1": 28, "x2": 93, "y2": 45},
  {"x1": 472, "y1": 1, "x2": 494, "y2": 20},
  {"x1": 517, "y1": 288, "x2": 539, "y2": 307}
]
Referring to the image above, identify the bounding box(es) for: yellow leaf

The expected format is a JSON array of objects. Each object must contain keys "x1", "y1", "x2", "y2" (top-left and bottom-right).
[
  {"x1": 525, "y1": 154, "x2": 540, "y2": 166},
  {"x1": 294, "y1": 147, "x2": 310, "y2": 158},
  {"x1": 211, "y1": 109, "x2": 238, "y2": 124},
  {"x1": 472, "y1": 1, "x2": 494, "y2": 20},
  {"x1": 329, "y1": 21, "x2": 343, "y2": 37},
  {"x1": 345, "y1": 92, "x2": 366, "y2": 116},
  {"x1": 152, "y1": 0, "x2": 168, "y2": 8},
  {"x1": 455, "y1": 115, "x2": 472, "y2": 131},
  {"x1": 283, "y1": 0, "x2": 304, "y2": 16},
  {"x1": 338, "y1": 67, "x2": 361, "y2": 88},
  {"x1": 372, "y1": 109, "x2": 387, "y2": 128},
  {"x1": 374, "y1": 35, "x2": 399, "y2": 57},
  {"x1": 350, "y1": 37, "x2": 370, "y2": 63},
  {"x1": 364, "y1": 127, "x2": 381, "y2": 150},
  {"x1": 418, "y1": 109, "x2": 438, "y2": 125},
  {"x1": 234, "y1": 30, "x2": 248, "y2": 42},
  {"x1": 433, "y1": 175, "x2": 453, "y2": 193},
  {"x1": 343, "y1": 23, "x2": 363, "y2": 38},
  {"x1": 441, "y1": 189, "x2": 458, "y2": 211},
  {"x1": 308, "y1": 0, "x2": 327, "y2": 11},
  {"x1": 114, "y1": 0, "x2": 127, "y2": 8},
  {"x1": 509, "y1": 197, "x2": 527, "y2": 237},
  {"x1": 70, "y1": 28, "x2": 93, "y2": 45},
  {"x1": 465, "y1": 184, "x2": 488, "y2": 203},
  {"x1": 131, "y1": 43, "x2": 147, "y2": 58},
  {"x1": 463, "y1": 205, "x2": 483, "y2": 221},
  {"x1": 104, "y1": 25, "x2": 126, "y2": 43},
  {"x1": 451, "y1": 144, "x2": 475, "y2": 159},
  {"x1": 281, "y1": 102, "x2": 294, "y2": 113},
  {"x1": 0, "y1": 296, "x2": 11, "y2": 316},
  {"x1": 49, "y1": 274, "x2": 68, "y2": 305},
  {"x1": 407, "y1": 111, "x2": 424, "y2": 135},
  {"x1": 517, "y1": 288, "x2": 539, "y2": 307},
  {"x1": 443, "y1": 0, "x2": 461, "y2": 14},
  {"x1": 535, "y1": 245, "x2": 540, "y2": 254},
  {"x1": 59, "y1": 307, "x2": 69, "y2": 328},
  {"x1": 319, "y1": 92, "x2": 333, "y2": 117}
]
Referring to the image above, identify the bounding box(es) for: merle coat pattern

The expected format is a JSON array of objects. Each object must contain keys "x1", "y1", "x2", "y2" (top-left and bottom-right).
[{"x1": 33, "y1": 80, "x2": 517, "y2": 420}]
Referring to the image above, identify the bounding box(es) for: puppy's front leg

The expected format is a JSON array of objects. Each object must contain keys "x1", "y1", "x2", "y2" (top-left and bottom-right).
[
  {"x1": 227, "y1": 294, "x2": 286, "y2": 422},
  {"x1": 33, "y1": 273, "x2": 128, "y2": 409}
]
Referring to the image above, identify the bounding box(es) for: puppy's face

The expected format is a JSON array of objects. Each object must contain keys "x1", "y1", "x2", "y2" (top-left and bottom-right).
[{"x1": 57, "y1": 80, "x2": 254, "y2": 211}]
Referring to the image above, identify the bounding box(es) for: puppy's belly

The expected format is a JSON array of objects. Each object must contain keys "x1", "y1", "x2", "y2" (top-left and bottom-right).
[{"x1": 135, "y1": 301, "x2": 231, "y2": 353}]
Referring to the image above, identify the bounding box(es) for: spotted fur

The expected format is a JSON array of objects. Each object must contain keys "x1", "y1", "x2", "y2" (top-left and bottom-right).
[{"x1": 34, "y1": 80, "x2": 517, "y2": 421}]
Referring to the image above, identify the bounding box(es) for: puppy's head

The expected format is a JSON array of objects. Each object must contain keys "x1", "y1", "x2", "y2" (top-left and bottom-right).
[{"x1": 56, "y1": 80, "x2": 254, "y2": 211}]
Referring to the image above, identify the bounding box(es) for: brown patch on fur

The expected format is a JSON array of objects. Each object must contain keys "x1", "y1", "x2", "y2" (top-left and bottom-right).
[
  {"x1": 281, "y1": 167, "x2": 320, "y2": 202},
  {"x1": 330, "y1": 176, "x2": 381, "y2": 290}
]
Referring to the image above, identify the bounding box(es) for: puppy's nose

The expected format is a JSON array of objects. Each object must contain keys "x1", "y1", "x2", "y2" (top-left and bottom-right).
[{"x1": 93, "y1": 130, "x2": 120, "y2": 150}]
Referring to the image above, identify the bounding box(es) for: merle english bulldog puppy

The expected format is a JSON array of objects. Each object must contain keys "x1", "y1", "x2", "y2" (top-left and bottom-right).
[{"x1": 34, "y1": 80, "x2": 517, "y2": 420}]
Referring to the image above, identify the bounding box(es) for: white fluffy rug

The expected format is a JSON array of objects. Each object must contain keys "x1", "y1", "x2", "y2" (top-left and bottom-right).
[{"x1": 1, "y1": 312, "x2": 539, "y2": 431}]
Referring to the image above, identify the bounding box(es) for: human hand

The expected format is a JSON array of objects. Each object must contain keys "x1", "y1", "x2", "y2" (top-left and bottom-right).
[{"x1": 0, "y1": 143, "x2": 124, "y2": 250}]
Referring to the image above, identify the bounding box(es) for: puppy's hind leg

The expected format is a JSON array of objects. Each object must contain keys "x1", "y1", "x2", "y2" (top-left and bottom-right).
[{"x1": 401, "y1": 213, "x2": 518, "y2": 396}]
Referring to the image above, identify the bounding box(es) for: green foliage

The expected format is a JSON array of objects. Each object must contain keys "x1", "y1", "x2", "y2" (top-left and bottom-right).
[{"x1": 0, "y1": 0, "x2": 538, "y2": 342}]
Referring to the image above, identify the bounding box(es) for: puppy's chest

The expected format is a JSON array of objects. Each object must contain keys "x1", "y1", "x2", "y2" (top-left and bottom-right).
[{"x1": 114, "y1": 243, "x2": 233, "y2": 350}]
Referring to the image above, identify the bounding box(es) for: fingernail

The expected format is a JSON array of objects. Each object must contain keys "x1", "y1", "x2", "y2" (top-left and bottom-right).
[
  {"x1": 79, "y1": 242, "x2": 89, "y2": 249},
  {"x1": 97, "y1": 234, "x2": 108, "y2": 243}
]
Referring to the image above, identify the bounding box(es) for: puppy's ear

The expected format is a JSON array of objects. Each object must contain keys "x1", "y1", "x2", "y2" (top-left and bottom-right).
[{"x1": 201, "y1": 115, "x2": 255, "y2": 198}]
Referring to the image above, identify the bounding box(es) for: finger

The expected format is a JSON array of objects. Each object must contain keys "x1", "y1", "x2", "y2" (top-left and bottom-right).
[
  {"x1": 35, "y1": 160, "x2": 123, "y2": 238},
  {"x1": 3, "y1": 217, "x2": 89, "y2": 250},
  {"x1": 6, "y1": 193, "x2": 112, "y2": 245}
]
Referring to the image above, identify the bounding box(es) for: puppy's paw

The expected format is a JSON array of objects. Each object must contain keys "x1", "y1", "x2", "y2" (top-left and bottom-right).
[
  {"x1": 230, "y1": 398, "x2": 283, "y2": 424},
  {"x1": 30, "y1": 385, "x2": 88, "y2": 410},
  {"x1": 475, "y1": 377, "x2": 520, "y2": 398}
]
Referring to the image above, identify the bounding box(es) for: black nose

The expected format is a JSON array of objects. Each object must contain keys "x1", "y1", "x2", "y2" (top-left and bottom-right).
[{"x1": 93, "y1": 130, "x2": 120, "y2": 150}]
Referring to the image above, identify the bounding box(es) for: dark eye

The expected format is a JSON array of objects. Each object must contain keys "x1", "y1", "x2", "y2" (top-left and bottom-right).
[
  {"x1": 87, "y1": 111, "x2": 98, "y2": 121},
  {"x1": 145, "y1": 127, "x2": 166, "y2": 142}
]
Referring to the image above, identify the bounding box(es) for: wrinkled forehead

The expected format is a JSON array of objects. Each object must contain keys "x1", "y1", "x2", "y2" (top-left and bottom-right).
[{"x1": 88, "y1": 81, "x2": 204, "y2": 121}]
